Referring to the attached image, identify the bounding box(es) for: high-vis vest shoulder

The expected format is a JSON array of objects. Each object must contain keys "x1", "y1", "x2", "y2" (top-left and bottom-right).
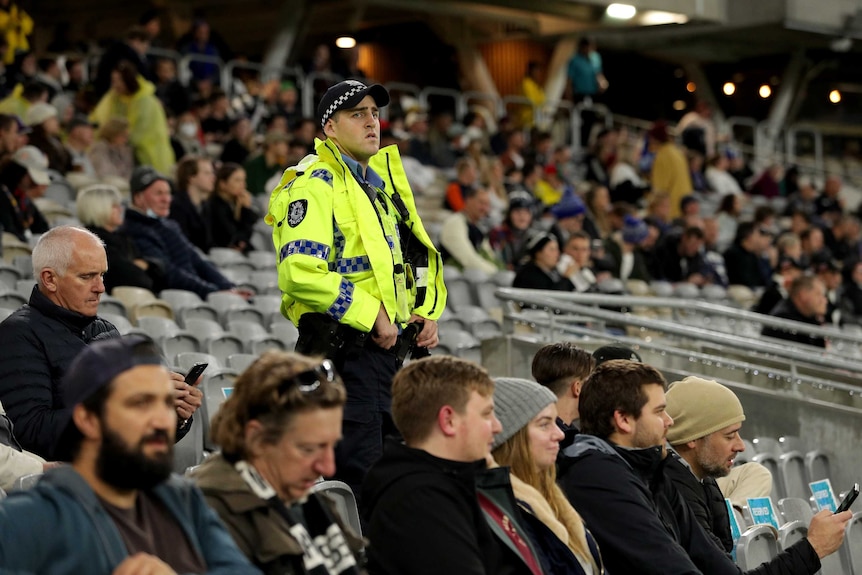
[{"x1": 266, "y1": 139, "x2": 446, "y2": 332}]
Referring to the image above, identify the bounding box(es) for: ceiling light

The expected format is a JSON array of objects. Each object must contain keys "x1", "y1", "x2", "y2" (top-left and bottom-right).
[
  {"x1": 829, "y1": 90, "x2": 842, "y2": 104},
  {"x1": 673, "y1": 100, "x2": 686, "y2": 111},
  {"x1": 640, "y1": 11, "x2": 688, "y2": 25},
  {"x1": 335, "y1": 36, "x2": 356, "y2": 49},
  {"x1": 723, "y1": 82, "x2": 736, "y2": 96},
  {"x1": 686, "y1": 82, "x2": 696, "y2": 93},
  {"x1": 607, "y1": 3, "x2": 636, "y2": 20},
  {"x1": 759, "y1": 85, "x2": 772, "y2": 99}
]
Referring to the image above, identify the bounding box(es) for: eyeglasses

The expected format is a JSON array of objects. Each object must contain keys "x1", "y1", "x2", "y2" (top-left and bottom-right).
[{"x1": 275, "y1": 359, "x2": 337, "y2": 395}]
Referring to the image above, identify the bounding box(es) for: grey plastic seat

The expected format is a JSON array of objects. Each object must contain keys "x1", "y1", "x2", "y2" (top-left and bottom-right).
[
  {"x1": 177, "y1": 304, "x2": 220, "y2": 325},
  {"x1": 208, "y1": 247, "x2": 248, "y2": 267},
  {"x1": 649, "y1": 280, "x2": 674, "y2": 297},
  {"x1": 250, "y1": 271, "x2": 279, "y2": 293},
  {"x1": 159, "y1": 289, "x2": 203, "y2": 309},
  {"x1": 227, "y1": 353, "x2": 258, "y2": 372},
  {"x1": 98, "y1": 295, "x2": 128, "y2": 318},
  {"x1": 15, "y1": 278, "x2": 33, "y2": 298},
  {"x1": 752, "y1": 453, "x2": 785, "y2": 500},
  {"x1": 310, "y1": 480, "x2": 362, "y2": 537},
  {"x1": 176, "y1": 352, "x2": 220, "y2": 373},
  {"x1": 0, "y1": 290, "x2": 26, "y2": 310},
  {"x1": 735, "y1": 524, "x2": 779, "y2": 570},
  {"x1": 182, "y1": 318, "x2": 226, "y2": 341},
  {"x1": 270, "y1": 322, "x2": 299, "y2": 349},
  {"x1": 200, "y1": 368, "x2": 239, "y2": 450},
  {"x1": 778, "y1": 520, "x2": 808, "y2": 551},
  {"x1": 11, "y1": 254, "x2": 32, "y2": 278},
  {"x1": 0, "y1": 263, "x2": 21, "y2": 289},
  {"x1": 846, "y1": 512, "x2": 862, "y2": 575},
  {"x1": 445, "y1": 277, "x2": 476, "y2": 311},
  {"x1": 12, "y1": 473, "x2": 42, "y2": 490},
  {"x1": 207, "y1": 334, "x2": 245, "y2": 364},
  {"x1": 491, "y1": 270, "x2": 516, "y2": 287},
  {"x1": 673, "y1": 282, "x2": 701, "y2": 299},
  {"x1": 228, "y1": 320, "x2": 285, "y2": 354},
  {"x1": 442, "y1": 266, "x2": 462, "y2": 282},
  {"x1": 777, "y1": 497, "x2": 815, "y2": 524},
  {"x1": 101, "y1": 312, "x2": 134, "y2": 335},
  {"x1": 701, "y1": 284, "x2": 727, "y2": 301},
  {"x1": 476, "y1": 280, "x2": 503, "y2": 311},
  {"x1": 247, "y1": 250, "x2": 276, "y2": 270},
  {"x1": 172, "y1": 413, "x2": 204, "y2": 475},
  {"x1": 224, "y1": 306, "x2": 266, "y2": 327},
  {"x1": 805, "y1": 450, "x2": 832, "y2": 483},
  {"x1": 778, "y1": 435, "x2": 807, "y2": 454},
  {"x1": 0, "y1": 307, "x2": 14, "y2": 322},
  {"x1": 778, "y1": 451, "x2": 809, "y2": 500}
]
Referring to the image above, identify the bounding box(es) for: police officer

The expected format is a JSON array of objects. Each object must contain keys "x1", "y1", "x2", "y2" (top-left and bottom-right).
[{"x1": 266, "y1": 80, "x2": 447, "y2": 498}]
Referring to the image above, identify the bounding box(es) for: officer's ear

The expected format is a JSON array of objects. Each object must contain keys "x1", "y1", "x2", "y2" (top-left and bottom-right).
[{"x1": 323, "y1": 115, "x2": 338, "y2": 138}]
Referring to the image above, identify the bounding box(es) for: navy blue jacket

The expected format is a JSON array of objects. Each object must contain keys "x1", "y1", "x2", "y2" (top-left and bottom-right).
[{"x1": 121, "y1": 209, "x2": 234, "y2": 298}]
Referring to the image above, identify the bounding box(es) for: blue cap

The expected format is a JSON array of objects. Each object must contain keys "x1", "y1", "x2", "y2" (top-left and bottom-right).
[{"x1": 550, "y1": 194, "x2": 586, "y2": 220}]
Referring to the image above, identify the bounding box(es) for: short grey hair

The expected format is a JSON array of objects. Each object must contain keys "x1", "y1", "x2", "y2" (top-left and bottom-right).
[
  {"x1": 76, "y1": 184, "x2": 122, "y2": 228},
  {"x1": 32, "y1": 226, "x2": 104, "y2": 283}
]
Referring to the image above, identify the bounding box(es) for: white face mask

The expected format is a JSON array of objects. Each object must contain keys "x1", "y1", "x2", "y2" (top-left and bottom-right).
[
  {"x1": 145, "y1": 208, "x2": 160, "y2": 219},
  {"x1": 179, "y1": 122, "x2": 197, "y2": 138}
]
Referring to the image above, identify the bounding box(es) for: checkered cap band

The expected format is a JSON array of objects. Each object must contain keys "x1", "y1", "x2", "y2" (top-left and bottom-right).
[{"x1": 321, "y1": 85, "x2": 365, "y2": 127}]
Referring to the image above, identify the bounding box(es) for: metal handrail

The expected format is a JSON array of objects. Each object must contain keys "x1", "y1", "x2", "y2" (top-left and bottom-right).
[
  {"x1": 495, "y1": 289, "x2": 862, "y2": 346},
  {"x1": 221, "y1": 60, "x2": 304, "y2": 97},
  {"x1": 178, "y1": 53, "x2": 224, "y2": 86},
  {"x1": 418, "y1": 86, "x2": 463, "y2": 118},
  {"x1": 301, "y1": 71, "x2": 344, "y2": 118},
  {"x1": 494, "y1": 288, "x2": 862, "y2": 373}
]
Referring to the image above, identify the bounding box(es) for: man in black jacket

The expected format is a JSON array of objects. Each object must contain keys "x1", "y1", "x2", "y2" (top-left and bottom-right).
[
  {"x1": 362, "y1": 355, "x2": 544, "y2": 575},
  {"x1": 761, "y1": 275, "x2": 828, "y2": 348},
  {"x1": 664, "y1": 376, "x2": 848, "y2": 575},
  {"x1": 724, "y1": 222, "x2": 772, "y2": 288},
  {"x1": 0, "y1": 226, "x2": 201, "y2": 458},
  {"x1": 558, "y1": 360, "x2": 849, "y2": 575}
]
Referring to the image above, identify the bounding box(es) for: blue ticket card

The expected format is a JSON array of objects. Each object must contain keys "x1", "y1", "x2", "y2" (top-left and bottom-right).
[
  {"x1": 747, "y1": 497, "x2": 780, "y2": 529},
  {"x1": 809, "y1": 479, "x2": 837, "y2": 512},
  {"x1": 222, "y1": 387, "x2": 233, "y2": 399},
  {"x1": 726, "y1": 498, "x2": 742, "y2": 540}
]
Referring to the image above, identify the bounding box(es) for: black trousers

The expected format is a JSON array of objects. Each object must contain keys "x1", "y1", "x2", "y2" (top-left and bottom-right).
[{"x1": 332, "y1": 341, "x2": 401, "y2": 507}]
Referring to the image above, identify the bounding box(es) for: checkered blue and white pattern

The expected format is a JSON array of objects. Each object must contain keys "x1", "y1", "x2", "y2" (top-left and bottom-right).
[
  {"x1": 333, "y1": 222, "x2": 346, "y2": 259},
  {"x1": 311, "y1": 169, "x2": 333, "y2": 186},
  {"x1": 279, "y1": 239, "x2": 331, "y2": 263},
  {"x1": 385, "y1": 235, "x2": 395, "y2": 250},
  {"x1": 329, "y1": 256, "x2": 372, "y2": 274},
  {"x1": 320, "y1": 85, "x2": 365, "y2": 127},
  {"x1": 327, "y1": 278, "x2": 355, "y2": 321}
]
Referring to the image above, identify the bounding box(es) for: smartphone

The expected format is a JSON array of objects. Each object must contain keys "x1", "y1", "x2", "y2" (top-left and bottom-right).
[
  {"x1": 184, "y1": 363, "x2": 208, "y2": 385},
  {"x1": 835, "y1": 483, "x2": 859, "y2": 513}
]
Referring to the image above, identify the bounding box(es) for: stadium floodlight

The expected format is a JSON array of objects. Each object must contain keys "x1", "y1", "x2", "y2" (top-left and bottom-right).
[
  {"x1": 759, "y1": 85, "x2": 772, "y2": 99},
  {"x1": 641, "y1": 11, "x2": 689, "y2": 25},
  {"x1": 829, "y1": 90, "x2": 842, "y2": 104},
  {"x1": 723, "y1": 82, "x2": 736, "y2": 96},
  {"x1": 607, "y1": 3, "x2": 636, "y2": 20}
]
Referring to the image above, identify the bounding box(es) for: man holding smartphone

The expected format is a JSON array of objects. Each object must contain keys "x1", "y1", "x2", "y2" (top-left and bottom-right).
[{"x1": 664, "y1": 376, "x2": 852, "y2": 571}]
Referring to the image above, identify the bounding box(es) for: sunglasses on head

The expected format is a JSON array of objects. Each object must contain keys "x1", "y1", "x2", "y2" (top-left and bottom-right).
[{"x1": 275, "y1": 359, "x2": 337, "y2": 395}]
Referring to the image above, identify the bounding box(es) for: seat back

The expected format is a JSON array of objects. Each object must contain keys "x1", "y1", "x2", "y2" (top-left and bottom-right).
[
  {"x1": 98, "y1": 296, "x2": 128, "y2": 318},
  {"x1": 778, "y1": 520, "x2": 808, "y2": 551},
  {"x1": 805, "y1": 450, "x2": 832, "y2": 483},
  {"x1": 270, "y1": 322, "x2": 299, "y2": 349},
  {"x1": 172, "y1": 415, "x2": 204, "y2": 475},
  {"x1": 735, "y1": 524, "x2": 779, "y2": 570},
  {"x1": 779, "y1": 452, "x2": 809, "y2": 500},
  {"x1": 847, "y1": 512, "x2": 862, "y2": 575},
  {"x1": 200, "y1": 368, "x2": 239, "y2": 450},
  {"x1": 12, "y1": 473, "x2": 43, "y2": 490},
  {"x1": 752, "y1": 453, "x2": 784, "y2": 499},
  {"x1": 445, "y1": 277, "x2": 476, "y2": 311},
  {"x1": 310, "y1": 480, "x2": 362, "y2": 537},
  {"x1": 753, "y1": 437, "x2": 783, "y2": 456},
  {"x1": 227, "y1": 353, "x2": 257, "y2": 372},
  {"x1": 777, "y1": 497, "x2": 815, "y2": 524},
  {"x1": 176, "y1": 352, "x2": 220, "y2": 372},
  {"x1": 101, "y1": 312, "x2": 134, "y2": 335}
]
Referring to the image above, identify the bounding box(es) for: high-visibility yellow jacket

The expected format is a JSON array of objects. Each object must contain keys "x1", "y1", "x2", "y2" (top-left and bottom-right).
[
  {"x1": 0, "y1": 4, "x2": 33, "y2": 65},
  {"x1": 0, "y1": 83, "x2": 27, "y2": 118},
  {"x1": 266, "y1": 138, "x2": 446, "y2": 332}
]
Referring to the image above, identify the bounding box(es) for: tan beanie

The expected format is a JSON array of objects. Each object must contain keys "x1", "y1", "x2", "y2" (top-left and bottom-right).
[{"x1": 665, "y1": 376, "x2": 746, "y2": 445}]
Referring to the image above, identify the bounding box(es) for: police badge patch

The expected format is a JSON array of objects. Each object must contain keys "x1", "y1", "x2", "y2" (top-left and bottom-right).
[{"x1": 287, "y1": 199, "x2": 308, "y2": 227}]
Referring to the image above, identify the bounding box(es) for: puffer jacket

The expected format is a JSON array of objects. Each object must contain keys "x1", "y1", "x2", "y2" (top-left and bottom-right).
[{"x1": 0, "y1": 286, "x2": 119, "y2": 458}]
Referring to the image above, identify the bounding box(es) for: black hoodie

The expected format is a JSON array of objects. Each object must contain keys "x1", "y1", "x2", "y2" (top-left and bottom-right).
[{"x1": 361, "y1": 438, "x2": 538, "y2": 575}]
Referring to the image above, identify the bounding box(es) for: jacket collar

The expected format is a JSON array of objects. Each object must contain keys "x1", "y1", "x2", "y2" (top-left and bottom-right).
[
  {"x1": 564, "y1": 433, "x2": 665, "y2": 474},
  {"x1": 28, "y1": 285, "x2": 98, "y2": 332}
]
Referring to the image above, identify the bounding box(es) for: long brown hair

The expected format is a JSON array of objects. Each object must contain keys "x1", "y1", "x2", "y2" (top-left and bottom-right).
[{"x1": 493, "y1": 427, "x2": 599, "y2": 572}]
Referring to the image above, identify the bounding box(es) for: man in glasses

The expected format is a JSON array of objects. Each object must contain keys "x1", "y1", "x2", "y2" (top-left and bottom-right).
[
  {"x1": 266, "y1": 80, "x2": 447, "y2": 498},
  {"x1": 0, "y1": 335, "x2": 259, "y2": 574}
]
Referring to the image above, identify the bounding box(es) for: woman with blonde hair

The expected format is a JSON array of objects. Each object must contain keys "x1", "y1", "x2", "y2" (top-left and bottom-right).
[
  {"x1": 192, "y1": 351, "x2": 365, "y2": 575},
  {"x1": 492, "y1": 377, "x2": 606, "y2": 575},
  {"x1": 87, "y1": 117, "x2": 135, "y2": 182}
]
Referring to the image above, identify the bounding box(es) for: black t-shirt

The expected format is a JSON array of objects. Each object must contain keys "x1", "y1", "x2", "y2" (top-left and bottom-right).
[{"x1": 100, "y1": 491, "x2": 207, "y2": 573}]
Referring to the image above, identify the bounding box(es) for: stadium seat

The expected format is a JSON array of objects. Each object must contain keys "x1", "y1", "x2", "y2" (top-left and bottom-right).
[
  {"x1": 805, "y1": 450, "x2": 832, "y2": 483},
  {"x1": 176, "y1": 352, "x2": 220, "y2": 373},
  {"x1": 701, "y1": 284, "x2": 728, "y2": 302},
  {"x1": 111, "y1": 287, "x2": 158, "y2": 309},
  {"x1": 12, "y1": 473, "x2": 42, "y2": 491},
  {"x1": 442, "y1": 266, "x2": 462, "y2": 282},
  {"x1": 597, "y1": 278, "x2": 626, "y2": 294},
  {"x1": 176, "y1": 305, "x2": 220, "y2": 325},
  {"x1": 224, "y1": 306, "x2": 266, "y2": 327},
  {"x1": 673, "y1": 282, "x2": 700, "y2": 299},
  {"x1": 11, "y1": 255, "x2": 32, "y2": 278},
  {"x1": 208, "y1": 247, "x2": 248, "y2": 267},
  {"x1": 173, "y1": 414, "x2": 204, "y2": 475},
  {"x1": 735, "y1": 524, "x2": 779, "y2": 570},
  {"x1": 228, "y1": 320, "x2": 286, "y2": 354},
  {"x1": 727, "y1": 285, "x2": 757, "y2": 308},
  {"x1": 227, "y1": 353, "x2": 257, "y2": 372},
  {"x1": 491, "y1": 270, "x2": 516, "y2": 287},
  {"x1": 200, "y1": 368, "x2": 239, "y2": 450},
  {"x1": 778, "y1": 451, "x2": 809, "y2": 500},
  {"x1": 0, "y1": 290, "x2": 26, "y2": 310},
  {"x1": 98, "y1": 295, "x2": 128, "y2": 318},
  {"x1": 846, "y1": 512, "x2": 862, "y2": 575},
  {"x1": 247, "y1": 250, "x2": 276, "y2": 270},
  {"x1": 777, "y1": 498, "x2": 815, "y2": 524},
  {"x1": 625, "y1": 279, "x2": 651, "y2": 296},
  {"x1": 101, "y1": 313, "x2": 134, "y2": 335},
  {"x1": 159, "y1": 288, "x2": 202, "y2": 308},
  {"x1": 445, "y1": 277, "x2": 476, "y2": 311},
  {"x1": 131, "y1": 299, "x2": 175, "y2": 323},
  {"x1": 0, "y1": 263, "x2": 23, "y2": 289},
  {"x1": 270, "y1": 322, "x2": 299, "y2": 350},
  {"x1": 310, "y1": 480, "x2": 362, "y2": 537},
  {"x1": 778, "y1": 436, "x2": 808, "y2": 454},
  {"x1": 15, "y1": 278, "x2": 33, "y2": 298},
  {"x1": 752, "y1": 453, "x2": 785, "y2": 500},
  {"x1": 249, "y1": 270, "x2": 279, "y2": 294},
  {"x1": 778, "y1": 520, "x2": 808, "y2": 551},
  {"x1": 0, "y1": 307, "x2": 14, "y2": 322},
  {"x1": 649, "y1": 280, "x2": 674, "y2": 297}
]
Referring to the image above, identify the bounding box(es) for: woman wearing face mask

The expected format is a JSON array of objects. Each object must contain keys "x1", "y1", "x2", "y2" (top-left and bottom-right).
[
  {"x1": 172, "y1": 110, "x2": 206, "y2": 160},
  {"x1": 206, "y1": 162, "x2": 258, "y2": 254},
  {"x1": 192, "y1": 351, "x2": 366, "y2": 575},
  {"x1": 90, "y1": 60, "x2": 175, "y2": 173},
  {"x1": 491, "y1": 377, "x2": 606, "y2": 575}
]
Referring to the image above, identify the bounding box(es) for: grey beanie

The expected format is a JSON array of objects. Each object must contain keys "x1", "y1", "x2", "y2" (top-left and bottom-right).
[{"x1": 492, "y1": 377, "x2": 558, "y2": 450}]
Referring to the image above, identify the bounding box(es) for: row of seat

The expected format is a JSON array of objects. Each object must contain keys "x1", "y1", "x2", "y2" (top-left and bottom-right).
[{"x1": 734, "y1": 435, "x2": 834, "y2": 502}]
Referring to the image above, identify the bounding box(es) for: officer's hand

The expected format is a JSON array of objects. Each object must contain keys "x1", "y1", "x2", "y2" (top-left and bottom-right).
[
  {"x1": 807, "y1": 509, "x2": 851, "y2": 558},
  {"x1": 112, "y1": 552, "x2": 177, "y2": 575},
  {"x1": 409, "y1": 314, "x2": 439, "y2": 348},
  {"x1": 373, "y1": 305, "x2": 399, "y2": 350}
]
